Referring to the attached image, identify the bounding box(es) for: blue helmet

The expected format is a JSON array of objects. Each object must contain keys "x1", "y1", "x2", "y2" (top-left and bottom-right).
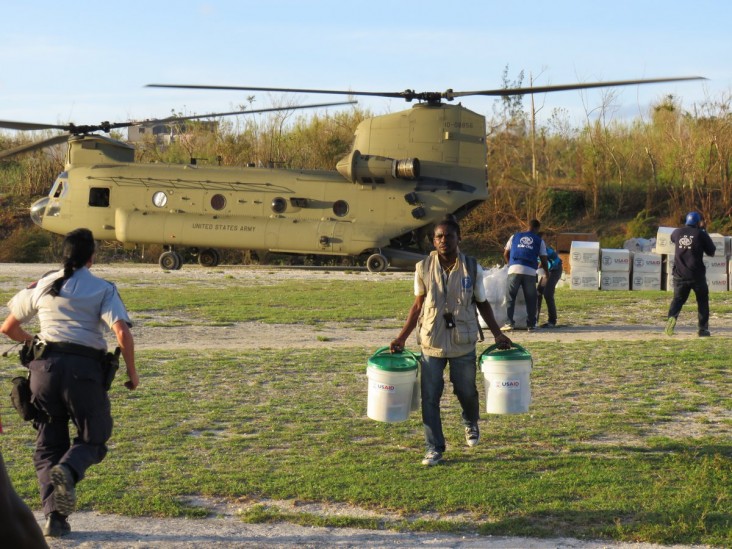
[{"x1": 685, "y1": 212, "x2": 701, "y2": 227}]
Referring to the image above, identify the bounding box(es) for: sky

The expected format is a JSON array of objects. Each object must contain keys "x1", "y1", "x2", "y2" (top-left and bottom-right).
[{"x1": 1, "y1": 0, "x2": 730, "y2": 132}]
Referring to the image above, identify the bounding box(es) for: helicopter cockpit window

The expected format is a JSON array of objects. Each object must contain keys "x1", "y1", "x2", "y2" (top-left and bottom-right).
[
  {"x1": 333, "y1": 200, "x2": 349, "y2": 217},
  {"x1": 88, "y1": 187, "x2": 110, "y2": 208},
  {"x1": 49, "y1": 172, "x2": 68, "y2": 198},
  {"x1": 152, "y1": 191, "x2": 168, "y2": 208},
  {"x1": 52, "y1": 181, "x2": 64, "y2": 198},
  {"x1": 211, "y1": 194, "x2": 226, "y2": 211}
]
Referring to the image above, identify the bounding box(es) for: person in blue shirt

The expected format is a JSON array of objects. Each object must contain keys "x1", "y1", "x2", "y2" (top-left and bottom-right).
[
  {"x1": 537, "y1": 243, "x2": 563, "y2": 328},
  {"x1": 502, "y1": 219, "x2": 549, "y2": 331}
]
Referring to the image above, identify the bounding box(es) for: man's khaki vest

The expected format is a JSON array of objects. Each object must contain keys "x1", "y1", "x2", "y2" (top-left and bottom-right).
[{"x1": 417, "y1": 251, "x2": 480, "y2": 358}]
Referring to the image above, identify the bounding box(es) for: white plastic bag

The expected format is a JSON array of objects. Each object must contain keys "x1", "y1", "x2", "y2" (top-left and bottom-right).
[{"x1": 478, "y1": 265, "x2": 527, "y2": 329}]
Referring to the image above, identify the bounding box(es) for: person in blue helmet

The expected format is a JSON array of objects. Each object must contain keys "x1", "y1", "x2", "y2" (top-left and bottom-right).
[
  {"x1": 665, "y1": 212, "x2": 716, "y2": 337},
  {"x1": 502, "y1": 219, "x2": 549, "y2": 331}
]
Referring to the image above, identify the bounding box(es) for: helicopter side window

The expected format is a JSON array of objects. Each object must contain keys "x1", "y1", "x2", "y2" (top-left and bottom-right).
[
  {"x1": 211, "y1": 194, "x2": 227, "y2": 211},
  {"x1": 89, "y1": 187, "x2": 110, "y2": 208},
  {"x1": 333, "y1": 200, "x2": 349, "y2": 217}
]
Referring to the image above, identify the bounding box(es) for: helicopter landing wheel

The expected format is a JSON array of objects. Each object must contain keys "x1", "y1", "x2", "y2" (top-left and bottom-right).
[
  {"x1": 198, "y1": 248, "x2": 221, "y2": 267},
  {"x1": 159, "y1": 250, "x2": 183, "y2": 270},
  {"x1": 366, "y1": 253, "x2": 389, "y2": 273}
]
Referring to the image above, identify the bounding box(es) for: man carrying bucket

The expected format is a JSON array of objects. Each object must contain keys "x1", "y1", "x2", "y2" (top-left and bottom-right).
[{"x1": 390, "y1": 216, "x2": 511, "y2": 466}]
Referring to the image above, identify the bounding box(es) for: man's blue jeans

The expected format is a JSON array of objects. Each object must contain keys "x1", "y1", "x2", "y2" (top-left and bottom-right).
[
  {"x1": 507, "y1": 273, "x2": 538, "y2": 328},
  {"x1": 420, "y1": 352, "x2": 479, "y2": 453}
]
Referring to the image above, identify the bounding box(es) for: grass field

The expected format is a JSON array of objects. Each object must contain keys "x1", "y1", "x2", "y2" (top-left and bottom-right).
[{"x1": 0, "y1": 274, "x2": 730, "y2": 546}]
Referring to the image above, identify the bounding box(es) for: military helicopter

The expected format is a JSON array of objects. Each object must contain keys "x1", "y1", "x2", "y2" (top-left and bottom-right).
[{"x1": 1, "y1": 76, "x2": 703, "y2": 271}]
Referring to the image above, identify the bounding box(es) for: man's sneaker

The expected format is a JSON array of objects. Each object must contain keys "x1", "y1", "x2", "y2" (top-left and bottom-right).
[
  {"x1": 50, "y1": 464, "x2": 76, "y2": 516},
  {"x1": 698, "y1": 329, "x2": 711, "y2": 337},
  {"x1": 541, "y1": 322, "x2": 556, "y2": 329},
  {"x1": 664, "y1": 317, "x2": 676, "y2": 336},
  {"x1": 421, "y1": 451, "x2": 443, "y2": 466},
  {"x1": 43, "y1": 511, "x2": 70, "y2": 537},
  {"x1": 500, "y1": 323, "x2": 514, "y2": 332},
  {"x1": 527, "y1": 325, "x2": 538, "y2": 332},
  {"x1": 465, "y1": 425, "x2": 480, "y2": 447}
]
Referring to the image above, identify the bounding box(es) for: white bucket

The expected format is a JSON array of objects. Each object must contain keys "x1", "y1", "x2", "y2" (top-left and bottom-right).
[
  {"x1": 479, "y1": 344, "x2": 532, "y2": 414},
  {"x1": 366, "y1": 347, "x2": 418, "y2": 422}
]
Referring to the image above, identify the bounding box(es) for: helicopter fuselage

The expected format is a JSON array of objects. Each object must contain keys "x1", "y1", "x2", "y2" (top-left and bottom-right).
[{"x1": 30, "y1": 102, "x2": 489, "y2": 269}]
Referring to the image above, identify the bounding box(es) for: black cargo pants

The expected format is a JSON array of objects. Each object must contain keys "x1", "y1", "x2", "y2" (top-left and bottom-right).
[
  {"x1": 668, "y1": 276, "x2": 710, "y2": 329},
  {"x1": 29, "y1": 351, "x2": 112, "y2": 515}
]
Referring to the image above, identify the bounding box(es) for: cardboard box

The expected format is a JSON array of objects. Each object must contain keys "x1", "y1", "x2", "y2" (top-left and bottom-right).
[
  {"x1": 633, "y1": 252, "x2": 662, "y2": 273},
  {"x1": 703, "y1": 255, "x2": 728, "y2": 272},
  {"x1": 600, "y1": 272, "x2": 630, "y2": 290},
  {"x1": 556, "y1": 232, "x2": 598, "y2": 253},
  {"x1": 600, "y1": 249, "x2": 631, "y2": 272},
  {"x1": 570, "y1": 269, "x2": 599, "y2": 290},
  {"x1": 665, "y1": 271, "x2": 673, "y2": 292},
  {"x1": 632, "y1": 273, "x2": 661, "y2": 291},
  {"x1": 707, "y1": 271, "x2": 728, "y2": 292},
  {"x1": 570, "y1": 241, "x2": 600, "y2": 269},
  {"x1": 655, "y1": 226, "x2": 676, "y2": 254}
]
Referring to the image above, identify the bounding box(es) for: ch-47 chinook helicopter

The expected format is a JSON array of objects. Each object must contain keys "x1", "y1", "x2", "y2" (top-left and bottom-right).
[{"x1": 1, "y1": 76, "x2": 703, "y2": 271}]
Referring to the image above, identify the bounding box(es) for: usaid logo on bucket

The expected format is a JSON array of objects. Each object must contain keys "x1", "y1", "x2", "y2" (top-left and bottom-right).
[
  {"x1": 493, "y1": 379, "x2": 521, "y2": 390},
  {"x1": 372, "y1": 381, "x2": 395, "y2": 392}
]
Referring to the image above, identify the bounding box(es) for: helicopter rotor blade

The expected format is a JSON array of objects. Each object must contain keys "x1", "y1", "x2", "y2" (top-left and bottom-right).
[
  {"x1": 149, "y1": 76, "x2": 706, "y2": 103},
  {"x1": 0, "y1": 134, "x2": 70, "y2": 160},
  {"x1": 137, "y1": 100, "x2": 358, "y2": 126},
  {"x1": 0, "y1": 120, "x2": 71, "y2": 132},
  {"x1": 449, "y1": 76, "x2": 707, "y2": 99},
  {"x1": 147, "y1": 83, "x2": 405, "y2": 99},
  {"x1": 0, "y1": 119, "x2": 138, "y2": 135}
]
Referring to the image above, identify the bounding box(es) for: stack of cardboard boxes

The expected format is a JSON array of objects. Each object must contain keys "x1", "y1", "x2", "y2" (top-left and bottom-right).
[
  {"x1": 632, "y1": 252, "x2": 663, "y2": 290},
  {"x1": 569, "y1": 241, "x2": 600, "y2": 290},
  {"x1": 600, "y1": 249, "x2": 631, "y2": 290},
  {"x1": 557, "y1": 229, "x2": 730, "y2": 292}
]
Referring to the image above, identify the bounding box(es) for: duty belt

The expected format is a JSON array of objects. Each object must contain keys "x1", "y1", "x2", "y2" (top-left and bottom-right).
[{"x1": 45, "y1": 341, "x2": 106, "y2": 361}]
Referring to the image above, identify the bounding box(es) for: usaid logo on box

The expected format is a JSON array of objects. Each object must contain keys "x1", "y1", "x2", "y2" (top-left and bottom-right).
[
  {"x1": 707, "y1": 272, "x2": 728, "y2": 292},
  {"x1": 601, "y1": 249, "x2": 631, "y2": 271},
  {"x1": 703, "y1": 256, "x2": 728, "y2": 272},
  {"x1": 633, "y1": 253, "x2": 662, "y2": 273}
]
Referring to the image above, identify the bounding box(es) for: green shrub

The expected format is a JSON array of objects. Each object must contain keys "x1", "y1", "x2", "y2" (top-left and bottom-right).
[
  {"x1": 0, "y1": 227, "x2": 52, "y2": 262},
  {"x1": 546, "y1": 188, "x2": 585, "y2": 224},
  {"x1": 625, "y1": 210, "x2": 658, "y2": 239}
]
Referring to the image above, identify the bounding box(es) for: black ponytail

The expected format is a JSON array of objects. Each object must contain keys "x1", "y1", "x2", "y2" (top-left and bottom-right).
[{"x1": 49, "y1": 228, "x2": 95, "y2": 297}]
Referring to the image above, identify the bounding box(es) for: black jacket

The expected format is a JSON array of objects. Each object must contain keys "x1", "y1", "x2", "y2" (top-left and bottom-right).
[{"x1": 671, "y1": 226, "x2": 716, "y2": 280}]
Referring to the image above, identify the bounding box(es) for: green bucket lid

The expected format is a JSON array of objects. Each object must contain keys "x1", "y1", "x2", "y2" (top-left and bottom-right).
[
  {"x1": 368, "y1": 346, "x2": 419, "y2": 372},
  {"x1": 480, "y1": 343, "x2": 532, "y2": 362}
]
